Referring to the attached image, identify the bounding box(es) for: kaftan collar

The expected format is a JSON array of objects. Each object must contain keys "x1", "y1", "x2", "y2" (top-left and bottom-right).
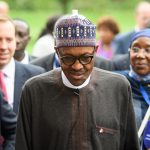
[{"x1": 61, "y1": 71, "x2": 91, "y2": 89}]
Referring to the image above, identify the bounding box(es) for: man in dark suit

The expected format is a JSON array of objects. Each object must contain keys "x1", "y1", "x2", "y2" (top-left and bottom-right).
[
  {"x1": 0, "y1": 91, "x2": 16, "y2": 150},
  {"x1": 13, "y1": 18, "x2": 36, "y2": 64},
  {"x1": 0, "y1": 16, "x2": 45, "y2": 114},
  {"x1": 114, "y1": 1, "x2": 150, "y2": 54},
  {"x1": 30, "y1": 52, "x2": 115, "y2": 71}
]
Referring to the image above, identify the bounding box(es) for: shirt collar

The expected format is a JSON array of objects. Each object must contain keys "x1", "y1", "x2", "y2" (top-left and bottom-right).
[
  {"x1": 135, "y1": 26, "x2": 140, "y2": 32},
  {"x1": 21, "y1": 51, "x2": 29, "y2": 64},
  {"x1": 2, "y1": 58, "x2": 15, "y2": 78},
  {"x1": 61, "y1": 71, "x2": 91, "y2": 89}
]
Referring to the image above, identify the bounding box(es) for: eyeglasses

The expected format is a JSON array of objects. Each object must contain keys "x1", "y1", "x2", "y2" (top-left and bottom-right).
[
  {"x1": 59, "y1": 54, "x2": 94, "y2": 66},
  {"x1": 130, "y1": 47, "x2": 150, "y2": 54}
]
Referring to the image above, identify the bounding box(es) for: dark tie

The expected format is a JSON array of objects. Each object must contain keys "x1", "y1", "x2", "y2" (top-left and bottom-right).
[{"x1": 0, "y1": 71, "x2": 8, "y2": 101}]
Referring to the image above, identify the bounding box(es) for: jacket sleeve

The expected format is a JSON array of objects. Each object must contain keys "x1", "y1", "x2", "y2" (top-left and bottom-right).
[
  {"x1": 1, "y1": 95, "x2": 17, "y2": 150},
  {"x1": 94, "y1": 56, "x2": 115, "y2": 71},
  {"x1": 15, "y1": 85, "x2": 32, "y2": 150}
]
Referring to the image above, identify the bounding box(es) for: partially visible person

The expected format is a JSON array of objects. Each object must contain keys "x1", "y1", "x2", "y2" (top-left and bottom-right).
[
  {"x1": 96, "y1": 16, "x2": 120, "y2": 60},
  {"x1": 142, "y1": 117, "x2": 150, "y2": 150},
  {"x1": 13, "y1": 18, "x2": 36, "y2": 64},
  {"x1": 30, "y1": 52, "x2": 115, "y2": 71},
  {"x1": 146, "y1": 19, "x2": 150, "y2": 29},
  {"x1": 0, "y1": 16, "x2": 45, "y2": 114},
  {"x1": 0, "y1": 1, "x2": 9, "y2": 15},
  {"x1": 115, "y1": 1, "x2": 150, "y2": 54},
  {"x1": 112, "y1": 18, "x2": 150, "y2": 71},
  {"x1": 32, "y1": 15, "x2": 61, "y2": 58},
  {"x1": 0, "y1": 90, "x2": 17, "y2": 150},
  {"x1": 117, "y1": 29, "x2": 150, "y2": 130},
  {"x1": 16, "y1": 10, "x2": 139, "y2": 150}
]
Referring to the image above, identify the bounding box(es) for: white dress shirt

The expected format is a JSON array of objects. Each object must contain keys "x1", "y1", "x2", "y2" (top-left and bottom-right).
[
  {"x1": 2, "y1": 58, "x2": 15, "y2": 108},
  {"x1": 21, "y1": 51, "x2": 30, "y2": 64}
]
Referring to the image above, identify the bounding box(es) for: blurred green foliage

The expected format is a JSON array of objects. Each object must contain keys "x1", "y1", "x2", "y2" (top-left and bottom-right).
[
  {"x1": 7, "y1": 0, "x2": 150, "y2": 12},
  {"x1": 5, "y1": 0, "x2": 150, "y2": 53}
]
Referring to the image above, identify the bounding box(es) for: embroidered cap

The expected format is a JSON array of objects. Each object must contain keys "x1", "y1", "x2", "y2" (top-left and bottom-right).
[{"x1": 54, "y1": 10, "x2": 96, "y2": 48}]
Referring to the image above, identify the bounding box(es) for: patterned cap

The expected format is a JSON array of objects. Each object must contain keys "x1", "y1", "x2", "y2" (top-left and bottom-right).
[{"x1": 54, "y1": 10, "x2": 96, "y2": 48}]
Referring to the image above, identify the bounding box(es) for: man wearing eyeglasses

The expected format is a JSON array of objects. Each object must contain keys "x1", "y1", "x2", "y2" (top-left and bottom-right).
[{"x1": 15, "y1": 10, "x2": 140, "y2": 150}]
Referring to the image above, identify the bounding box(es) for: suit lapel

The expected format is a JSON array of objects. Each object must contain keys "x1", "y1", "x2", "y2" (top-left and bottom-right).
[{"x1": 13, "y1": 61, "x2": 26, "y2": 114}]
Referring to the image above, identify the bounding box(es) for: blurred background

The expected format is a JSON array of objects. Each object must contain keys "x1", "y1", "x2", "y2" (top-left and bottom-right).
[{"x1": 6, "y1": 0, "x2": 147, "y2": 53}]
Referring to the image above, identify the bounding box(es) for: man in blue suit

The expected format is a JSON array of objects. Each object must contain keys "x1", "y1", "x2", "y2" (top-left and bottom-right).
[
  {"x1": 114, "y1": 1, "x2": 150, "y2": 55},
  {"x1": 13, "y1": 61, "x2": 45, "y2": 114},
  {"x1": 0, "y1": 16, "x2": 45, "y2": 114},
  {"x1": 0, "y1": 91, "x2": 16, "y2": 150}
]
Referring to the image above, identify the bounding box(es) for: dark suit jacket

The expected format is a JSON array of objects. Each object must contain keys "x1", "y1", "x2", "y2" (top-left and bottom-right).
[
  {"x1": 30, "y1": 53, "x2": 114, "y2": 71},
  {"x1": 28, "y1": 55, "x2": 37, "y2": 62},
  {"x1": 30, "y1": 53, "x2": 55, "y2": 72},
  {"x1": 13, "y1": 61, "x2": 45, "y2": 114},
  {"x1": 0, "y1": 91, "x2": 17, "y2": 150},
  {"x1": 94, "y1": 56, "x2": 114, "y2": 71},
  {"x1": 112, "y1": 54, "x2": 130, "y2": 71},
  {"x1": 114, "y1": 30, "x2": 135, "y2": 54}
]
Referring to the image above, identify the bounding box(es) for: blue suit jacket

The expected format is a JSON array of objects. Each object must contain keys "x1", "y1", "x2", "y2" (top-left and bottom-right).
[
  {"x1": 114, "y1": 30, "x2": 135, "y2": 54},
  {"x1": 13, "y1": 61, "x2": 45, "y2": 114},
  {"x1": 0, "y1": 91, "x2": 16, "y2": 150}
]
